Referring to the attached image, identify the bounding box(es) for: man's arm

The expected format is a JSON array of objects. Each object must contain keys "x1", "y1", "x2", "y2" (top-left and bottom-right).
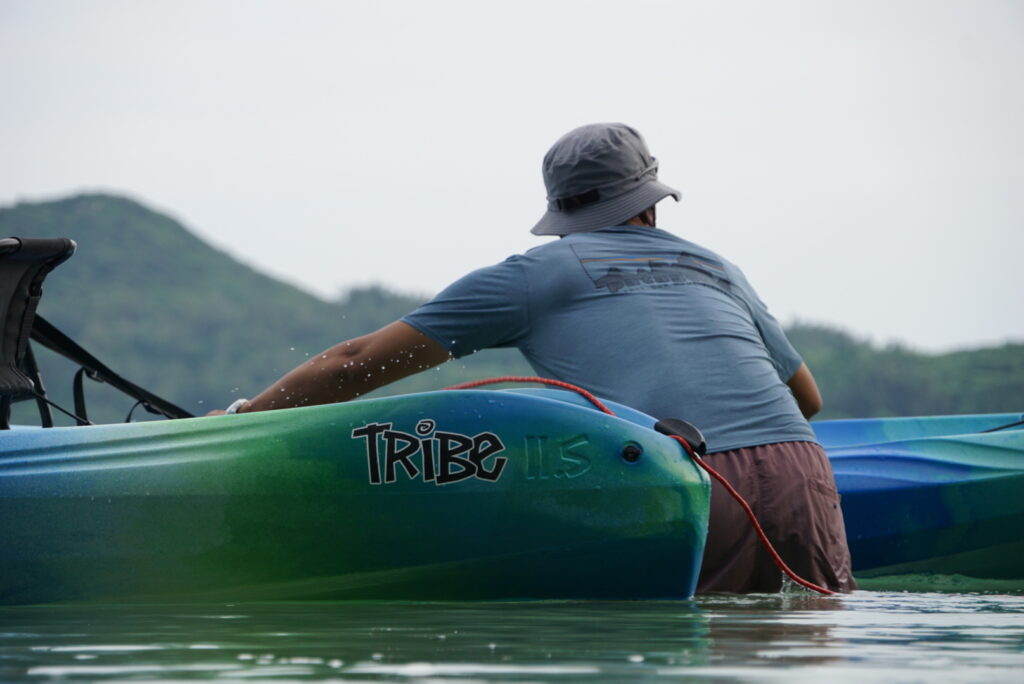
[
  {"x1": 233, "y1": 321, "x2": 451, "y2": 414},
  {"x1": 787, "y1": 362, "x2": 822, "y2": 419}
]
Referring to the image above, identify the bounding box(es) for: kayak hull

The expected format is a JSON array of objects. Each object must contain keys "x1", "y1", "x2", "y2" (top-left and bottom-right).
[{"x1": 0, "y1": 390, "x2": 710, "y2": 604}]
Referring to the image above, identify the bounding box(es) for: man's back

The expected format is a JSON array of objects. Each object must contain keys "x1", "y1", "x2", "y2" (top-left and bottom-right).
[{"x1": 402, "y1": 225, "x2": 815, "y2": 453}]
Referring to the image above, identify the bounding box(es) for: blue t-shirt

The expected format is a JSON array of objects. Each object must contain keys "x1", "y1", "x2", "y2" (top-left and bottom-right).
[{"x1": 402, "y1": 225, "x2": 816, "y2": 452}]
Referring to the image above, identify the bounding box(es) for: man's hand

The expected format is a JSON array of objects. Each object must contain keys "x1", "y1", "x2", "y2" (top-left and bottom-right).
[{"x1": 787, "y1": 363, "x2": 823, "y2": 419}]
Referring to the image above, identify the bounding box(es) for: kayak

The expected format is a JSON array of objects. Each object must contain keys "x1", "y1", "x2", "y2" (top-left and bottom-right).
[
  {"x1": 0, "y1": 388, "x2": 711, "y2": 605},
  {"x1": 815, "y1": 413, "x2": 1024, "y2": 590}
]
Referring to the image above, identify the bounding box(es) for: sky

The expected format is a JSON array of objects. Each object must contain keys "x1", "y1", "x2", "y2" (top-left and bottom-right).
[{"x1": 1, "y1": 0, "x2": 1021, "y2": 352}]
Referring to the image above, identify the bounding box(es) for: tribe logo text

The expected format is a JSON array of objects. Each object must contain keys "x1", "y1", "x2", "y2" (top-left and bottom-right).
[{"x1": 352, "y1": 419, "x2": 508, "y2": 485}]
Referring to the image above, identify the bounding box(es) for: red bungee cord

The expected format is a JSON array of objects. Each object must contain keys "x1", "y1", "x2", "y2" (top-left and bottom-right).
[{"x1": 445, "y1": 375, "x2": 835, "y2": 596}]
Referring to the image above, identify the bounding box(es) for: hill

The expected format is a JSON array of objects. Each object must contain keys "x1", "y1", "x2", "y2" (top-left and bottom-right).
[
  {"x1": 1, "y1": 193, "x2": 1020, "y2": 424},
  {"x1": 0, "y1": 194, "x2": 531, "y2": 424}
]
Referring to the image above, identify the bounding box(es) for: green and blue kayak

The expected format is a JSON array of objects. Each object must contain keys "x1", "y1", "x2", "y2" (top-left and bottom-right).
[{"x1": 0, "y1": 388, "x2": 710, "y2": 605}]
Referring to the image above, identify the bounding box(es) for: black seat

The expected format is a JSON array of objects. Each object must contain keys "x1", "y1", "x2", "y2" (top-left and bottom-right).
[
  {"x1": 2, "y1": 235, "x2": 193, "y2": 429},
  {"x1": 0, "y1": 237, "x2": 77, "y2": 428}
]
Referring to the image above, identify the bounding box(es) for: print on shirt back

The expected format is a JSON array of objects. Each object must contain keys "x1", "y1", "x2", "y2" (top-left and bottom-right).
[{"x1": 570, "y1": 245, "x2": 731, "y2": 294}]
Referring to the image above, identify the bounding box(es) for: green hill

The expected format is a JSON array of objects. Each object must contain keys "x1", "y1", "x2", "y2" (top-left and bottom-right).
[
  {"x1": 0, "y1": 194, "x2": 531, "y2": 424},
  {"x1": 1, "y1": 193, "x2": 1020, "y2": 425}
]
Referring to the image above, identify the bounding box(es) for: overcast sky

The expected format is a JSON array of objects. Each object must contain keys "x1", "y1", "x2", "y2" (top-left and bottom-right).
[{"x1": 2, "y1": 0, "x2": 1021, "y2": 352}]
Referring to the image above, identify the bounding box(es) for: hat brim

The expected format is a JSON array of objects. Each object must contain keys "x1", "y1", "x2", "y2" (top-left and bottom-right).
[{"x1": 530, "y1": 180, "x2": 682, "y2": 236}]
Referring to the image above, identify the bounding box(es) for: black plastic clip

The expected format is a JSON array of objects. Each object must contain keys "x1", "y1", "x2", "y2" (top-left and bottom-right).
[{"x1": 654, "y1": 419, "x2": 707, "y2": 456}]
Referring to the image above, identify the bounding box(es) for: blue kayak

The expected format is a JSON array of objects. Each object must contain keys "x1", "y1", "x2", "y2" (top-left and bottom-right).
[{"x1": 815, "y1": 413, "x2": 1024, "y2": 590}]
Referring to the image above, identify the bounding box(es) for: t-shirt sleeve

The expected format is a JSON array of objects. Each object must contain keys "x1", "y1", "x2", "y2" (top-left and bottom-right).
[
  {"x1": 401, "y1": 257, "x2": 529, "y2": 358},
  {"x1": 727, "y1": 265, "x2": 804, "y2": 381}
]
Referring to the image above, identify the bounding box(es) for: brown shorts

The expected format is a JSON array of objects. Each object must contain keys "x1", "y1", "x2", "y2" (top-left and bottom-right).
[{"x1": 696, "y1": 441, "x2": 857, "y2": 593}]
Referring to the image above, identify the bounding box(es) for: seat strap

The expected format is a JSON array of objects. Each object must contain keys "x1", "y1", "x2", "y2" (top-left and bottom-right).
[{"x1": 31, "y1": 315, "x2": 193, "y2": 420}]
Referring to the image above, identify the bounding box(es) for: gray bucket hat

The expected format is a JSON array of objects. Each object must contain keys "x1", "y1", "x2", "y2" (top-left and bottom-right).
[{"x1": 531, "y1": 123, "x2": 681, "y2": 236}]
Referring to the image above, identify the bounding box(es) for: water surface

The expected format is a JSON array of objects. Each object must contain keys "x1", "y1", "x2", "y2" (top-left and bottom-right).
[{"x1": 2, "y1": 591, "x2": 1022, "y2": 682}]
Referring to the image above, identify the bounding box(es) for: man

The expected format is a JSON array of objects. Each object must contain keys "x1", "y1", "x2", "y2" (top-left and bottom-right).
[{"x1": 219, "y1": 123, "x2": 855, "y2": 593}]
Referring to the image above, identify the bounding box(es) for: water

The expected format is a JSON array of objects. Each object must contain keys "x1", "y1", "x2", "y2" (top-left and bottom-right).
[{"x1": 2, "y1": 591, "x2": 1022, "y2": 682}]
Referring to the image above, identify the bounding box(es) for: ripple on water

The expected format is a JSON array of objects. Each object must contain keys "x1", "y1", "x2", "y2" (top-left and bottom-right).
[{"x1": 0, "y1": 593, "x2": 1021, "y2": 682}]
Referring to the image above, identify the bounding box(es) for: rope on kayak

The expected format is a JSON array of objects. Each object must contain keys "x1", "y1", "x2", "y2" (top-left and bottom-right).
[
  {"x1": 662, "y1": 431, "x2": 833, "y2": 596},
  {"x1": 982, "y1": 416, "x2": 1024, "y2": 433},
  {"x1": 444, "y1": 375, "x2": 835, "y2": 596},
  {"x1": 445, "y1": 376, "x2": 616, "y2": 415}
]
